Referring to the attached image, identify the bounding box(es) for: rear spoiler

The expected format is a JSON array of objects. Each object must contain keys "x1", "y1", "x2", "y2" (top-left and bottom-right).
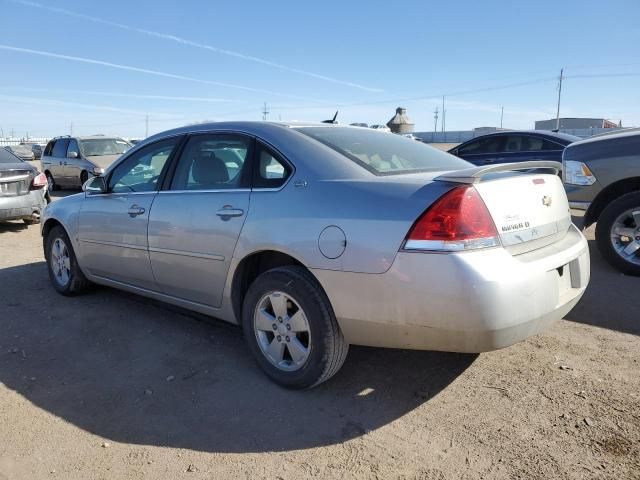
[{"x1": 435, "y1": 161, "x2": 562, "y2": 184}]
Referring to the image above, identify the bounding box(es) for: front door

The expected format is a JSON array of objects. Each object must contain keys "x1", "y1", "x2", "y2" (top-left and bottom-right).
[
  {"x1": 78, "y1": 137, "x2": 182, "y2": 290},
  {"x1": 147, "y1": 133, "x2": 253, "y2": 307}
]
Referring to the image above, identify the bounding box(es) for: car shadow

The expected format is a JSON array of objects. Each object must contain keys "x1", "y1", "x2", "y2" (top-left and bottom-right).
[
  {"x1": 0, "y1": 221, "x2": 28, "y2": 233},
  {"x1": 564, "y1": 239, "x2": 640, "y2": 336},
  {"x1": 0, "y1": 261, "x2": 476, "y2": 453}
]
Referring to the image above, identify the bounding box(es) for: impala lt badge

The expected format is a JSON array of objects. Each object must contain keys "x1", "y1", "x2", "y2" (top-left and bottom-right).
[{"x1": 542, "y1": 195, "x2": 553, "y2": 207}]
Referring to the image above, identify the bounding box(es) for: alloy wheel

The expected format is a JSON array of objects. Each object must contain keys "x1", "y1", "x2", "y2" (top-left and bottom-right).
[
  {"x1": 610, "y1": 208, "x2": 640, "y2": 266},
  {"x1": 50, "y1": 237, "x2": 71, "y2": 287},
  {"x1": 253, "y1": 291, "x2": 311, "y2": 372}
]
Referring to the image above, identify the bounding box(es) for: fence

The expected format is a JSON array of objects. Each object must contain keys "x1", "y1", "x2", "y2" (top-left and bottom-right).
[{"x1": 0, "y1": 137, "x2": 50, "y2": 147}]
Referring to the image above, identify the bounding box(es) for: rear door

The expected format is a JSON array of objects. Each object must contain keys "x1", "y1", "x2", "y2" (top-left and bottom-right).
[
  {"x1": 78, "y1": 136, "x2": 182, "y2": 290},
  {"x1": 147, "y1": 133, "x2": 253, "y2": 307}
]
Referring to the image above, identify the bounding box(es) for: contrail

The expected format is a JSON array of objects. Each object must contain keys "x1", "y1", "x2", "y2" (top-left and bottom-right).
[
  {"x1": 0, "y1": 94, "x2": 181, "y2": 117},
  {"x1": 6, "y1": 0, "x2": 382, "y2": 93},
  {"x1": 2, "y1": 86, "x2": 234, "y2": 103},
  {"x1": 0, "y1": 45, "x2": 325, "y2": 101}
]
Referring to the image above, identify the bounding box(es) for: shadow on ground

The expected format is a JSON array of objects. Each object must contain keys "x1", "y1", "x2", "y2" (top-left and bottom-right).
[
  {"x1": 0, "y1": 261, "x2": 475, "y2": 453},
  {"x1": 565, "y1": 239, "x2": 640, "y2": 336}
]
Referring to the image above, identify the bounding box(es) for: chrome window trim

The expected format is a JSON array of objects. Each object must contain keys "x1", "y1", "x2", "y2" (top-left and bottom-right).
[{"x1": 158, "y1": 188, "x2": 251, "y2": 195}]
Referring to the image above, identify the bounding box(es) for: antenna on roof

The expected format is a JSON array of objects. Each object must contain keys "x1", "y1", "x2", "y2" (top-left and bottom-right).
[{"x1": 322, "y1": 111, "x2": 339, "y2": 124}]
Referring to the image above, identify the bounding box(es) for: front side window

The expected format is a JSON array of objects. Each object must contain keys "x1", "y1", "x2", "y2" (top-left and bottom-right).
[
  {"x1": 170, "y1": 134, "x2": 251, "y2": 190},
  {"x1": 52, "y1": 138, "x2": 69, "y2": 158},
  {"x1": 67, "y1": 139, "x2": 80, "y2": 157},
  {"x1": 298, "y1": 127, "x2": 470, "y2": 175},
  {"x1": 109, "y1": 137, "x2": 179, "y2": 193},
  {"x1": 458, "y1": 136, "x2": 505, "y2": 155}
]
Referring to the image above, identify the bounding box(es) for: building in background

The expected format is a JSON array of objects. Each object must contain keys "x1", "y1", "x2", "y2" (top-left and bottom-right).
[
  {"x1": 386, "y1": 107, "x2": 414, "y2": 134},
  {"x1": 535, "y1": 117, "x2": 619, "y2": 130}
]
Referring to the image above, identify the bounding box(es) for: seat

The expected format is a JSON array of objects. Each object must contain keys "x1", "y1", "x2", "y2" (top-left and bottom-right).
[{"x1": 191, "y1": 151, "x2": 229, "y2": 188}]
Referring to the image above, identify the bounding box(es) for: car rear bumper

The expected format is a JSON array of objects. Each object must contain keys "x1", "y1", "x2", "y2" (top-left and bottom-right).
[
  {"x1": 312, "y1": 225, "x2": 589, "y2": 353},
  {"x1": 0, "y1": 190, "x2": 47, "y2": 222}
]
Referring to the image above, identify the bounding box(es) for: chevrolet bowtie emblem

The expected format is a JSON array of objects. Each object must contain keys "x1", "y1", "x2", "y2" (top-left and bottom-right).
[{"x1": 542, "y1": 195, "x2": 552, "y2": 206}]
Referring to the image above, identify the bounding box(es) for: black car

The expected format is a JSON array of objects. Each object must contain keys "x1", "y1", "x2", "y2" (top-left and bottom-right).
[{"x1": 449, "y1": 130, "x2": 580, "y2": 166}]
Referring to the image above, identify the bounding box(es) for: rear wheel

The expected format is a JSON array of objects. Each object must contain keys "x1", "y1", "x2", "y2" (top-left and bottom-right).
[
  {"x1": 595, "y1": 192, "x2": 640, "y2": 276},
  {"x1": 242, "y1": 266, "x2": 348, "y2": 389},
  {"x1": 44, "y1": 225, "x2": 92, "y2": 295}
]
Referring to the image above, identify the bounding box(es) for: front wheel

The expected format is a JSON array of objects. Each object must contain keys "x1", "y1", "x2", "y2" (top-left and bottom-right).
[
  {"x1": 242, "y1": 266, "x2": 348, "y2": 389},
  {"x1": 45, "y1": 171, "x2": 58, "y2": 192},
  {"x1": 44, "y1": 225, "x2": 92, "y2": 295},
  {"x1": 595, "y1": 192, "x2": 640, "y2": 276}
]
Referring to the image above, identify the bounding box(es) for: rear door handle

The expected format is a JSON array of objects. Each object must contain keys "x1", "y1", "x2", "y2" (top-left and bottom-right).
[
  {"x1": 216, "y1": 207, "x2": 244, "y2": 218},
  {"x1": 127, "y1": 204, "x2": 146, "y2": 217}
]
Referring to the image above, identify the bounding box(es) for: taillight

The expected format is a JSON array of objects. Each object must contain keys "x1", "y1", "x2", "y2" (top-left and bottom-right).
[
  {"x1": 404, "y1": 185, "x2": 500, "y2": 252},
  {"x1": 30, "y1": 172, "x2": 48, "y2": 190}
]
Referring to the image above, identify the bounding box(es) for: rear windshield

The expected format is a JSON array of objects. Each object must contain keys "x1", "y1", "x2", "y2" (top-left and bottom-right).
[
  {"x1": 297, "y1": 127, "x2": 470, "y2": 175},
  {"x1": 0, "y1": 148, "x2": 22, "y2": 164},
  {"x1": 80, "y1": 138, "x2": 131, "y2": 156}
]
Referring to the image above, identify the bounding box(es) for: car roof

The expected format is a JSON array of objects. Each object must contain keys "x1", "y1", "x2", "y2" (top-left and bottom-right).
[{"x1": 464, "y1": 130, "x2": 579, "y2": 142}]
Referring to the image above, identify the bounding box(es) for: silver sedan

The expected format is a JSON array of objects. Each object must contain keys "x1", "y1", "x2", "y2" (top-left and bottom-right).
[{"x1": 41, "y1": 122, "x2": 590, "y2": 388}]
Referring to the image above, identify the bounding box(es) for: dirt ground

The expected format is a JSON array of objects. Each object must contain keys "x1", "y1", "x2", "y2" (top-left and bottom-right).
[{"x1": 0, "y1": 195, "x2": 639, "y2": 480}]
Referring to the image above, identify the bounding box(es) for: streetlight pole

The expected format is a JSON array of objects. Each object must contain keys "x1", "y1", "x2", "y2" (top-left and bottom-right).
[{"x1": 555, "y1": 68, "x2": 564, "y2": 131}]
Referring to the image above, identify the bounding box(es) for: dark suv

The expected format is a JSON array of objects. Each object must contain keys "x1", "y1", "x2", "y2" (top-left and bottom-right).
[{"x1": 563, "y1": 129, "x2": 640, "y2": 275}]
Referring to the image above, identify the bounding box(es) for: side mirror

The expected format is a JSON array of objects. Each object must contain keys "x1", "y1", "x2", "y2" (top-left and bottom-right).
[
  {"x1": 67, "y1": 151, "x2": 79, "y2": 159},
  {"x1": 83, "y1": 175, "x2": 107, "y2": 194}
]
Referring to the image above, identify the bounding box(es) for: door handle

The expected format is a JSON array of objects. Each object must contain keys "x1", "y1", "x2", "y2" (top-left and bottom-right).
[
  {"x1": 127, "y1": 204, "x2": 146, "y2": 217},
  {"x1": 216, "y1": 207, "x2": 244, "y2": 218}
]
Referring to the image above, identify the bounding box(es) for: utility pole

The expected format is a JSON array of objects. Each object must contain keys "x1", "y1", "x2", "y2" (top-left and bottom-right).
[
  {"x1": 433, "y1": 106, "x2": 439, "y2": 133},
  {"x1": 500, "y1": 106, "x2": 504, "y2": 128},
  {"x1": 555, "y1": 68, "x2": 564, "y2": 131},
  {"x1": 145, "y1": 114, "x2": 149, "y2": 137},
  {"x1": 441, "y1": 96, "x2": 446, "y2": 134},
  {"x1": 262, "y1": 102, "x2": 269, "y2": 121},
  {"x1": 10, "y1": 128, "x2": 15, "y2": 138}
]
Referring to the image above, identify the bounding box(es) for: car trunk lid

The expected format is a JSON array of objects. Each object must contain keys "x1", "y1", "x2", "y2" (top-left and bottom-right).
[
  {"x1": 435, "y1": 161, "x2": 571, "y2": 255},
  {"x1": 0, "y1": 167, "x2": 32, "y2": 197}
]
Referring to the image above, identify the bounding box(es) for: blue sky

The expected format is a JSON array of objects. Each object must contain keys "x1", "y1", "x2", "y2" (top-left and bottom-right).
[{"x1": 1, "y1": 0, "x2": 639, "y2": 138}]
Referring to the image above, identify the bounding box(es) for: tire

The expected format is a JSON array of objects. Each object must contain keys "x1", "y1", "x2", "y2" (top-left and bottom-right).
[
  {"x1": 23, "y1": 217, "x2": 39, "y2": 225},
  {"x1": 595, "y1": 191, "x2": 640, "y2": 276},
  {"x1": 44, "y1": 225, "x2": 92, "y2": 295},
  {"x1": 242, "y1": 266, "x2": 349, "y2": 389},
  {"x1": 45, "y1": 171, "x2": 58, "y2": 192},
  {"x1": 80, "y1": 170, "x2": 89, "y2": 187}
]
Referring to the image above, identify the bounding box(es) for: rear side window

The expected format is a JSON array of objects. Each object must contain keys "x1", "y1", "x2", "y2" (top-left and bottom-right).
[
  {"x1": 298, "y1": 127, "x2": 469, "y2": 175},
  {"x1": 170, "y1": 134, "x2": 252, "y2": 190},
  {"x1": 253, "y1": 144, "x2": 291, "y2": 188},
  {"x1": 52, "y1": 139, "x2": 69, "y2": 158}
]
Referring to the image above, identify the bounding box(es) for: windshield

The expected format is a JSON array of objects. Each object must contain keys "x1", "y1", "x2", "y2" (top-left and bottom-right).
[
  {"x1": 80, "y1": 138, "x2": 131, "y2": 156},
  {"x1": 0, "y1": 148, "x2": 23, "y2": 164},
  {"x1": 297, "y1": 127, "x2": 471, "y2": 175}
]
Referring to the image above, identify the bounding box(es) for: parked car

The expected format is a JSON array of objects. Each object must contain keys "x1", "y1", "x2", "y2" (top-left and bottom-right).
[
  {"x1": 41, "y1": 122, "x2": 589, "y2": 388},
  {"x1": 20, "y1": 142, "x2": 44, "y2": 159},
  {"x1": 0, "y1": 147, "x2": 48, "y2": 224},
  {"x1": 370, "y1": 124, "x2": 391, "y2": 132},
  {"x1": 449, "y1": 131, "x2": 580, "y2": 166},
  {"x1": 42, "y1": 135, "x2": 132, "y2": 191},
  {"x1": 563, "y1": 129, "x2": 640, "y2": 275},
  {"x1": 4, "y1": 144, "x2": 35, "y2": 162}
]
